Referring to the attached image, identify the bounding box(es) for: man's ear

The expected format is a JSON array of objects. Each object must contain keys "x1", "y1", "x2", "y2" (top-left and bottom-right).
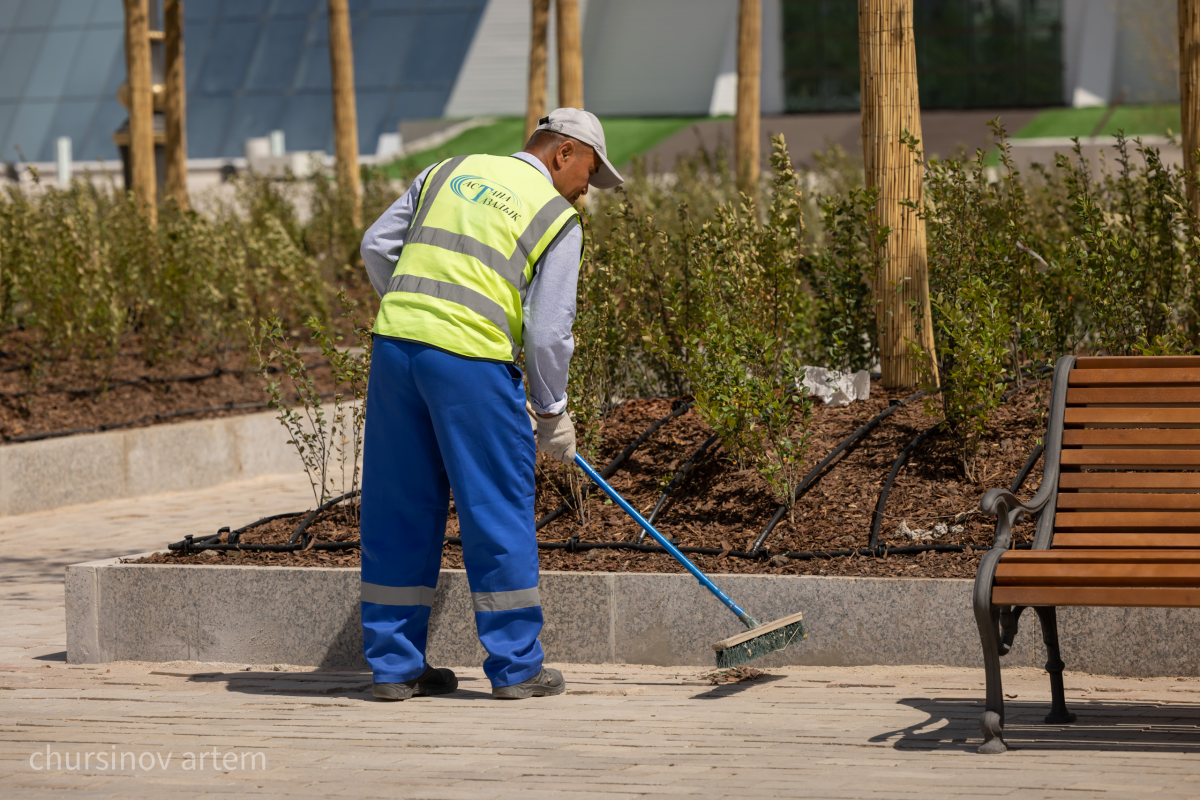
[{"x1": 555, "y1": 139, "x2": 576, "y2": 169}]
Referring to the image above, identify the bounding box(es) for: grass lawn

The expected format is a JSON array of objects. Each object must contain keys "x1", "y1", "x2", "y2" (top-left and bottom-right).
[
  {"x1": 379, "y1": 116, "x2": 701, "y2": 180},
  {"x1": 1013, "y1": 104, "x2": 1181, "y2": 139}
]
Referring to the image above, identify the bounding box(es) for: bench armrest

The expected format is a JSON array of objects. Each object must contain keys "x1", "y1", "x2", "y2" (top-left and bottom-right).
[
  {"x1": 979, "y1": 487, "x2": 1053, "y2": 551},
  {"x1": 976, "y1": 355, "x2": 1075, "y2": 552}
]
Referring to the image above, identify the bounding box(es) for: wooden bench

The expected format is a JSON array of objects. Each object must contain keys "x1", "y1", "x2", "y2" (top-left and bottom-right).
[{"x1": 974, "y1": 354, "x2": 1200, "y2": 754}]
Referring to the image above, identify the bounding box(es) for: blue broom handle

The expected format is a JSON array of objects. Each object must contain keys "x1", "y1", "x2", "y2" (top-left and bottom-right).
[{"x1": 573, "y1": 453, "x2": 750, "y2": 620}]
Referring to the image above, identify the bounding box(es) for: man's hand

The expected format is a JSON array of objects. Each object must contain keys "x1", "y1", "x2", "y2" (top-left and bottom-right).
[{"x1": 529, "y1": 408, "x2": 576, "y2": 466}]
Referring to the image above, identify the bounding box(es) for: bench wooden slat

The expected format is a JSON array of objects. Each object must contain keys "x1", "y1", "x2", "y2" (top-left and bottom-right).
[
  {"x1": 1067, "y1": 387, "x2": 1200, "y2": 404},
  {"x1": 1001, "y1": 549, "x2": 1200, "y2": 563},
  {"x1": 1068, "y1": 368, "x2": 1200, "y2": 386},
  {"x1": 1064, "y1": 408, "x2": 1200, "y2": 426},
  {"x1": 996, "y1": 563, "x2": 1200, "y2": 586},
  {"x1": 1053, "y1": 533, "x2": 1200, "y2": 547},
  {"x1": 1057, "y1": 493, "x2": 1200, "y2": 510},
  {"x1": 1059, "y1": 449, "x2": 1200, "y2": 467},
  {"x1": 992, "y1": 586, "x2": 1200, "y2": 607},
  {"x1": 1062, "y1": 429, "x2": 1200, "y2": 446},
  {"x1": 1059, "y1": 473, "x2": 1200, "y2": 490},
  {"x1": 1055, "y1": 512, "x2": 1200, "y2": 530},
  {"x1": 1074, "y1": 356, "x2": 1200, "y2": 370}
]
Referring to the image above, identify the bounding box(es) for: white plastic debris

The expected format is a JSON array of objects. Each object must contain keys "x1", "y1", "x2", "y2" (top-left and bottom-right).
[
  {"x1": 799, "y1": 366, "x2": 871, "y2": 407},
  {"x1": 897, "y1": 520, "x2": 965, "y2": 542}
]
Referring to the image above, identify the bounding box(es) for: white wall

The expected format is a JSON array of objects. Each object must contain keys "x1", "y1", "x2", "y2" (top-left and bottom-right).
[
  {"x1": 1062, "y1": 0, "x2": 1180, "y2": 107},
  {"x1": 447, "y1": 0, "x2": 785, "y2": 119}
]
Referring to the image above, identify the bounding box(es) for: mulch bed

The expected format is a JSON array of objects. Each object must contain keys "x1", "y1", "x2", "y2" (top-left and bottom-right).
[
  {"x1": 134, "y1": 377, "x2": 1049, "y2": 579},
  {"x1": 0, "y1": 334, "x2": 337, "y2": 443}
]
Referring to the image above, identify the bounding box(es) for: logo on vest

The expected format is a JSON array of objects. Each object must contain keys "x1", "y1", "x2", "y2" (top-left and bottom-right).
[{"x1": 450, "y1": 175, "x2": 523, "y2": 221}]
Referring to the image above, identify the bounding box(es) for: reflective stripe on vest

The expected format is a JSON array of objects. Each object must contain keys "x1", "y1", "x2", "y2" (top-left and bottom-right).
[{"x1": 374, "y1": 154, "x2": 580, "y2": 362}]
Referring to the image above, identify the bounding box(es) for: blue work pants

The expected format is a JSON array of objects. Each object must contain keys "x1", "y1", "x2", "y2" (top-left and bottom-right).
[{"x1": 359, "y1": 337, "x2": 543, "y2": 688}]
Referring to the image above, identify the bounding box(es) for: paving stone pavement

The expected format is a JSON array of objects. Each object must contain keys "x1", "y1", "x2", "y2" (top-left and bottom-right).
[{"x1": 3, "y1": 476, "x2": 1200, "y2": 798}]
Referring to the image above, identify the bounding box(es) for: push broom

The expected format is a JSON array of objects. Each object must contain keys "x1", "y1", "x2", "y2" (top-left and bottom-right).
[{"x1": 574, "y1": 454, "x2": 806, "y2": 668}]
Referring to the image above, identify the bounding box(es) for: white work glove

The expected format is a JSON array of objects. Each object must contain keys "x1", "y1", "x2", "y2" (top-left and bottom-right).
[{"x1": 526, "y1": 403, "x2": 576, "y2": 465}]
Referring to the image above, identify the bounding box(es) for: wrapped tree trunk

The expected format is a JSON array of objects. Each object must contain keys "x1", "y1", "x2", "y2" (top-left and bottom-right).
[
  {"x1": 525, "y1": 0, "x2": 550, "y2": 142},
  {"x1": 123, "y1": 0, "x2": 156, "y2": 224},
  {"x1": 735, "y1": 0, "x2": 761, "y2": 195},
  {"x1": 328, "y1": 0, "x2": 361, "y2": 230},
  {"x1": 164, "y1": 0, "x2": 188, "y2": 211},
  {"x1": 1181, "y1": 0, "x2": 1200, "y2": 218},
  {"x1": 556, "y1": 0, "x2": 584, "y2": 108},
  {"x1": 858, "y1": 0, "x2": 936, "y2": 388}
]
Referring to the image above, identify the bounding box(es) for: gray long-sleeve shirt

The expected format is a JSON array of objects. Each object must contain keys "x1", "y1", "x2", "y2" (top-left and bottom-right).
[{"x1": 361, "y1": 151, "x2": 580, "y2": 416}]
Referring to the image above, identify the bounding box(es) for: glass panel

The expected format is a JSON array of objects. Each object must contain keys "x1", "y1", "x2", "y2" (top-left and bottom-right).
[
  {"x1": 183, "y1": 0, "x2": 219, "y2": 22},
  {"x1": 279, "y1": 92, "x2": 331, "y2": 153},
  {"x1": 16, "y1": 0, "x2": 58, "y2": 28},
  {"x1": 352, "y1": 15, "x2": 406, "y2": 90},
  {"x1": 0, "y1": 101, "x2": 18, "y2": 158},
  {"x1": 66, "y1": 25, "x2": 122, "y2": 97},
  {"x1": 268, "y1": 0, "x2": 319, "y2": 15},
  {"x1": 54, "y1": 0, "x2": 97, "y2": 25},
  {"x1": 400, "y1": 11, "x2": 476, "y2": 85},
  {"x1": 354, "y1": 89, "x2": 394, "y2": 153},
  {"x1": 88, "y1": 0, "x2": 122, "y2": 24},
  {"x1": 244, "y1": 17, "x2": 307, "y2": 91},
  {"x1": 294, "y1": 41, "x2": 331, "y2": 91},
  {"x1": 78, "y1": 96, "x2": 123, "y2": 159},
  {"x1": 222, "y1": 94, "x2": 286, "y2": 155},
  {"x1": 26, "y1": 29, "x2": 84, "y2": 99},
  {"x1": 782, "y1": 0, "x2": 1062, "y2": 111},
  {"x1": 0, "y1": 2, "x2": 22, "y2": 28},
  {"x1": 185, "y1": 95, "x2": 232, "y2": 158},
  {"x1": 183, "y1": 21, "x2": 212, "y2": 92},
  {"x1": 225, "y1": 0, "x2": 270, "y2": 19},
  {"x1": 0, "y1": 31, "x2": 42, "y2": 100},
  {"x1": 391, "y1": 88, "x2": 453, "y2": 123},
  {"x1": 195, "y1": 19, "x2": 260, "y2": 94},
  {"x1": 5, "y1": 101, "x2": 56, "y2": 162},
  {"x1": 42, "y1": 98, "x2": 97, "y2": 160}
]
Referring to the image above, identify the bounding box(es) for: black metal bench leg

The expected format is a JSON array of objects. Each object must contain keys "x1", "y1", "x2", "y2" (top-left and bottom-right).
[
  {"x1": 973, "y1": 549, "x2": 1007, "y2": 753},
  {"x1": 1034, "y1": 606, "x2": 1076, "y2": 725}
]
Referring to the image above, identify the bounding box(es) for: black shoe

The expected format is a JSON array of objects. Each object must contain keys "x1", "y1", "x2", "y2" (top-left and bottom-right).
[
  {"x1": 372, "y1": 666, "x2": 458, "y2": 701},
  {"x1": 492, "y1": 667, "x2": 566, "y2": 699}
]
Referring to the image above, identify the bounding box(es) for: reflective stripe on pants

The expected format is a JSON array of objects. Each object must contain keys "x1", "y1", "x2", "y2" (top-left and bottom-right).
[{"x1": 359, "y1": 337, "x2": 543, "y2": 688}]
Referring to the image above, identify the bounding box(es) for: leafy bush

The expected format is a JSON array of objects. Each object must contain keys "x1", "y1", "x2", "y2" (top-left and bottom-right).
[{"x1": 250, "y1": 291, "x2": 372, "y2": 511}]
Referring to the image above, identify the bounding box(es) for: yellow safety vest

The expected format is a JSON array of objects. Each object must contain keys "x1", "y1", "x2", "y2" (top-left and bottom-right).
[{"x1": 374, "y1": 154, "x2": 580, "y2": 362}]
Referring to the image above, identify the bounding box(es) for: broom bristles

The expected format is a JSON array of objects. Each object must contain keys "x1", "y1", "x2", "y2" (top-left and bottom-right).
[{"x1": 712, "y1": 611, "x2": 806, "y2": 669}]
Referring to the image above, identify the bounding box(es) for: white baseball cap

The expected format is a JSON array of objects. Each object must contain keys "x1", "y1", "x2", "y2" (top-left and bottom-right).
[{"x1": 535, "y1": 108, "x2": 625, "y2": 189}]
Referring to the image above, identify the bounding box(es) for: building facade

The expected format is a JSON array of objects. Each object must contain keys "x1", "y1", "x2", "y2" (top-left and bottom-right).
[{"x1": 0, "y1": 0, "x2": 1180, "y2": 167}]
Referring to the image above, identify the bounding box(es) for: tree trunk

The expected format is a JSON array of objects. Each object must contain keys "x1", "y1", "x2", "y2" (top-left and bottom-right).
[
  {"x1": 164, "y1": 0, "x2": 188, "y2": 211},
  {"x1": 858, "y1": 0, "x2": 936, "y2": 388},
  {"x1": 525, "y1": 0, "x2": 550, "y2": 143},
  {"x1": 327, "y1": 0, "x2": 361, "y2": 230},
  {"x1": 735, "y1": 0, "x2": 761, "y2": 195},
  {"x1": 556, "y1": 0, "x2": 584, "y2": 108},
  {"x1": 123, "y1": 0, "x2": 156, "y2": 224},
  {"x1": 1181, "y1": 0, "x2": 1200, "y2": 218}
]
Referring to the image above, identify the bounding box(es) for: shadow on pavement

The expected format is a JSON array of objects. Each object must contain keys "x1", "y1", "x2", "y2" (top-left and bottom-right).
[
  {"x1": 178, "y1": 670, "x2": 508, "y2": 702},
  {"x1": 871, "y1": 696, "x2": 1200, "y2": 753}
]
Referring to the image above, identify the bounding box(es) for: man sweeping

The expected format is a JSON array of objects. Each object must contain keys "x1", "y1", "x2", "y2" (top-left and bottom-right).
[{"x1": 358, "y1": 109, "x2": 623, "y2": 701}]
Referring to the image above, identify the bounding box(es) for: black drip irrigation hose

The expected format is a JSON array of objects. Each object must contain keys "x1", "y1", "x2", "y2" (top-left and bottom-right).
[
  {"x1": 0, "y1": 360, "x2": 331, "y2": 400},
  {"x1": 749, "y1": 388, "x2": 931, "y2": 554},
  {"x1": 864, "y1": 365, "x2": 1055, "y2": 551},
  {"x1": 535, "y1": 399, "x2": 693, "y2": 530},
  {"x1": 867, "y1": 421, "x2": 945, "y2": 550},
  {"x1": 1009, "y1": 443, "x2": 1044, "y2": 494},
  {"x1": 169, "y1": 490, "x2": 361, "y2": 553},
  {"x1": 636, "y1": 432, "x2": 720, "y2": 540},
  {"x1": 4, "y1": 391, "x2": 339, "y2": 444}
]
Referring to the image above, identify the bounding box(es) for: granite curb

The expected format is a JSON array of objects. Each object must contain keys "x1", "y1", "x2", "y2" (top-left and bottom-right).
[
  {"x1": 0, "y1": 410, "x2": 301, "y2": 516},
  {"x1": 66, "y1": 557, "x2": 1200, "y2": 677}
]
